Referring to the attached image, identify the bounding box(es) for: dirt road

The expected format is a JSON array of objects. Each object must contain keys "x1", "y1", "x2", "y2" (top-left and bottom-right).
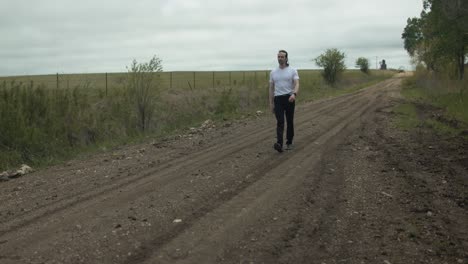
[{"x1": 1, "y1": 75, "x2": 466, "y2": 264}]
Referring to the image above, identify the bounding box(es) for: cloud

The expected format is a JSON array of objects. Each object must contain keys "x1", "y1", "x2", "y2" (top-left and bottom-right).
[{"x1": 0, "y1": 0, "x2": 422, "y2": 76}]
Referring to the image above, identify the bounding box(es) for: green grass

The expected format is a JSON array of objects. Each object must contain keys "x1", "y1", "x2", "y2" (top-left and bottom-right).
[
  {"x1": 0, "y1": 71, "x2": 272, "y2": 91},
  {"x1": 397, "y1": 72, "x2": 468, "y2": 137},
  {"x1": 424, "y1": 119, "x2": 464, "y2": 137},
  {"x1": 434, "y1": 94, "x2": 468, "y2": 124},
  {"x1": 0, "y1": 69, "x2": 394, "y2": 171},
  {"x1": 393, "y1": 103, "x2": 421, "y2": 130},
  {"x1": 297, "y1": 69, "x2": 394, "y2": 101},
  {"x1": 0, "y1": 69, "x2": 393, "y2": 92}
]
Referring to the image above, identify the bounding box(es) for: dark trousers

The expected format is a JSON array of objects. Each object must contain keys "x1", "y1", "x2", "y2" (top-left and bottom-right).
[{"x1": 274, "y1": 95, "x2": 295, "y2": 146}]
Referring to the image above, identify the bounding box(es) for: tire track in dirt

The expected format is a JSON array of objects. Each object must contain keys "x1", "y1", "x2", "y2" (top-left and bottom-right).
[
  {"x1": 132, "y1": 89, "x2": 382, "y2": 264},
  {"x1": 198, "y1": 81, "x2": 399, "y2": 264}
]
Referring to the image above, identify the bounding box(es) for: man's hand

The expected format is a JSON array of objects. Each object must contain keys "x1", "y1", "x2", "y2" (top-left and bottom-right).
[
  {"x1": 270, "y1": 103, "x2": 275, "y2": 114},
  {"x1": 289, "y1": 94, "x2": 296, "y2": 103}
]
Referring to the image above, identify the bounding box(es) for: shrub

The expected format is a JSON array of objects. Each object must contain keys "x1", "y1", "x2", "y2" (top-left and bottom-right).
[
  {"x1": 355, "y1": 57, "x2": 370, "y2": 74},
  {"x1": 314, "y1": 48, "x2": 346, "y2": 85},
  {"x1": 125, "y1": 55, "x2": 163, "y2": 132}
]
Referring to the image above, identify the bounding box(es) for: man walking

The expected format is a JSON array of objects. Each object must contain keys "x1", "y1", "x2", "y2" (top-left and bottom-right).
[{"x1": 269, "y1": 50, "x2": 300, "y2": 153}]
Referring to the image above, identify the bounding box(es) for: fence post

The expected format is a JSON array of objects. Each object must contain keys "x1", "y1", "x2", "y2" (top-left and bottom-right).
[
  {"x1": 105, "y1": 72, "x2": 108, "y2": 96},
  {"x1": 229, "y1": 72, "x2": 231, "y2": 88},
  {"x1": 254, "y1": 71, "x2": 257, "y2": 87},
  {"x1": 243, "y1": 71, "x2": 245, "y2": 84},
  {"x1": 193, "y1": 72, "x2": 196, "y2": 89},
  {"x1": 170, "y1": 72, "x2": 173, "y2": 90},
  {"x1": 56, "y1": 73, "x2": 59, "y2": 89},
  {"x1": 212, "y1": 71, "x2": 215, "y2": 89}
]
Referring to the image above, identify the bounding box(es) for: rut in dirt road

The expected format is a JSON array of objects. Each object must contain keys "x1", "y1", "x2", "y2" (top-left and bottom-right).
[{"x1": 1, "y1": 77, "x2": 411, "y2": 264}]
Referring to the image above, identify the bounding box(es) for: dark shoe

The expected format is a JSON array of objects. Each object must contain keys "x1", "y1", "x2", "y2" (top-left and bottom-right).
[
  {"x1": 273, "y1": 143, "x2": 283, "y2": 153},
  {"x1": 286, "y1": 144, "x2": 294, "y2": 151}
]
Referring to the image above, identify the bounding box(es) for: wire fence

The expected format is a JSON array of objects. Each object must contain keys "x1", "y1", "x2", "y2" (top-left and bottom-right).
[
  {"x1": 0, "y1": 69, "x2": 396, "y2": 99},
  {"x1": 0, "y1": 70, "x2": 278, "y2": 93}
]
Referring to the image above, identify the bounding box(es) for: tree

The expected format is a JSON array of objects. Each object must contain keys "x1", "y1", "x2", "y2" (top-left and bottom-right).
[
  {"x1": 402, "y1": 17, "x2": 424, "y2": 58},
  {"x1": 126, "y1": 55, "x2": 163, "y2": 132},
  {"x1": 355, "y1": 57, "x2": 370, "y2": 74},
  {"x1": 402, "y1": 0, "x2": 468, "y2": 79},
  {"x1": 314, "y1": 48, "x2": 346, "y2": 85}
]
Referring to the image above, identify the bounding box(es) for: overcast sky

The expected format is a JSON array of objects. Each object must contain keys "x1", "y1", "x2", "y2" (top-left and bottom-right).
[{"x1": 0, "y1": 0, "x2": 423, "y2": 76}]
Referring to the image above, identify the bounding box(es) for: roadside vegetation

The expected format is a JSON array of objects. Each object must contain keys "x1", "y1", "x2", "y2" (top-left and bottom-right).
[
  {"x1": 0, "y1": 57, "x2": 394, "y2": 171},
  {"x1": 402, "y1": 0, "x2": 466, "y2": 80},
  {"x1": 355, "y1": 57, "x2": 370, "y2": 74},
  {"x1": 396, "y1": 0, "x2": 467, "y2": 137},
  {"x1": 396, "y1": 68, "x2": 468, "y2": 137},
  {"x1": 314, "y1": 48, "x2": 347, "y2": 85}
]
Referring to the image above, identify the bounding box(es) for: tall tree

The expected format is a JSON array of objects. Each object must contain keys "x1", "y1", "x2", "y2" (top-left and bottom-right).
[
  {"x1": 402, "y1": 0, "x2": 468, "y2": 79},
  {"x1": 402, "y1": 17, "x2": 424, "y2": 57},
  {"x1": 424, "y1": 0, "x2": 467, "y2": 79}
]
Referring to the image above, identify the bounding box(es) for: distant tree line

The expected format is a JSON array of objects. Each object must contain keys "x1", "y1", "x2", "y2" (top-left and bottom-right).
[{"x1": 402, "y1": 0, "x2": 468, "y2": 79}]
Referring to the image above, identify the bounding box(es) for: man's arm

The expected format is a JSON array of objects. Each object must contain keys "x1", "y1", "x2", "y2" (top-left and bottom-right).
[
  {"x1": 293, "y1": 79, "x2": 299, "y2": 95},
  {"x1": 289, "y1": 79, "x2": 300, "y2": 102}
]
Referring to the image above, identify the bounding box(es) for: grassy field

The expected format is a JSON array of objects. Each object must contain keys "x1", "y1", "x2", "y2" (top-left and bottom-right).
[
  {"x1": 395, "y1": 70, "x2": 468, "y2": 137},
  {"x1": 0, "y1": 69, "x2": 392, "y2": 92},
  {"x1": 0, "y1": 69, "x2": 394, "y2": 171},
  {"x1": 0, "y1": 71, "x2": 271, "y2": 91}
]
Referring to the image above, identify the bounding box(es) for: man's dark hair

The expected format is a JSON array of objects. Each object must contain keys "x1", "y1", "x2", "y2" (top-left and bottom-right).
[{"x1": 279, "y1": 49, "x2": 289, "y2": 66}]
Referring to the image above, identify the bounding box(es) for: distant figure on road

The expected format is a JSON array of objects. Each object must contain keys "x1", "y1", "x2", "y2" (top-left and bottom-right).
[
  {"x1": 380, "y1": 59, "x2": 387, "y2": 70},
  {"x1": 269, "y1": 50, "x2": 300, "y2": 153}
]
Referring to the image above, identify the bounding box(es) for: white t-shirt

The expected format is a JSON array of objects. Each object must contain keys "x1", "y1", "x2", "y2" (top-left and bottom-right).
[{"x1": 269, "y1": 66, "x2": 300, "y2": 96}]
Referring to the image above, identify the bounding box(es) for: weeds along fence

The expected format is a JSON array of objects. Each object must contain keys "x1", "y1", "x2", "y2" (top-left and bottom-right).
[
  {"x1": 0, "y1": 69, "x2": 394, "y2": 95},
  {"x1": 0, "y1": 71, "x2": 275, "y2": 93}
]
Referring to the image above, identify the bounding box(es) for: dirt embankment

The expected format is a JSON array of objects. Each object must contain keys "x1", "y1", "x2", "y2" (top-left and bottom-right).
[{"x1": 0, "y1": 75, "x2": 466, "y2": 264}]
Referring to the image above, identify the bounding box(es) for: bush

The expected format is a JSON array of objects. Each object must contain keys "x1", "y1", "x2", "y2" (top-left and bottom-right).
[
  {"x1": 355, "y1": 57, "x2": 370, "y2": 74},
  {"x1": 0, "y1": 82, "x2": 94, "y2": 168},
  {"x1": 125, "y1": 55, "x2": 163, "y2": 132},
  {"x1": 314, "y1": 48, "x2": 346, "y2": 85}
]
